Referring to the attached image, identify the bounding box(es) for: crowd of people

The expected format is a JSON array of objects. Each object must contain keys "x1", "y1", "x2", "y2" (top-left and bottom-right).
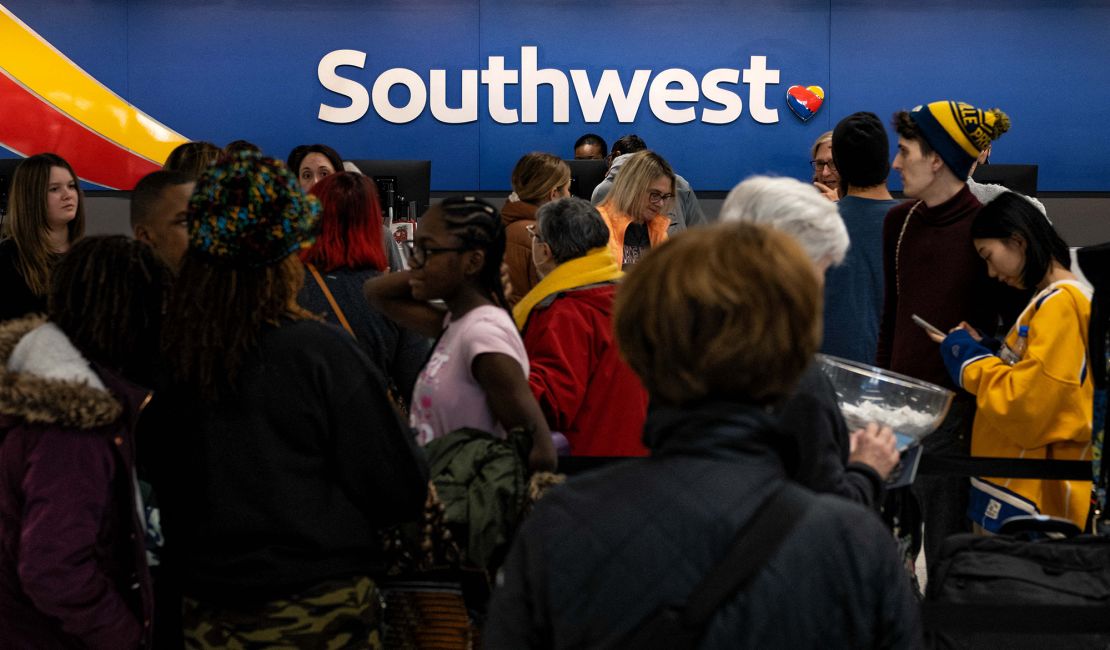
[{"x1": 0, "y1": 98, "x2": 1101, "y2": 648}]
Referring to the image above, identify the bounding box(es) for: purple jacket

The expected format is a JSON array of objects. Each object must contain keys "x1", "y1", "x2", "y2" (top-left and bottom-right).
[{"x1": 0, "y1": 315, "x2": 153, "y2": 649}]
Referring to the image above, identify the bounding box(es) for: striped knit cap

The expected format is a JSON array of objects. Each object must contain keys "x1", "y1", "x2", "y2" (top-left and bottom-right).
[
  {"x1": 909, "y1": 101, "x2": 1011, "y2": 179},
  {"x1": 187, "y1": 150, "x2": 320, "y2": 267}
]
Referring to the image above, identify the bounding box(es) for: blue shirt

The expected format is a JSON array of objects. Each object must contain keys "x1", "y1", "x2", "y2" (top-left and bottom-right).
[{"x1": 821, "y1": 196, "x2": 898, "y2": 364}]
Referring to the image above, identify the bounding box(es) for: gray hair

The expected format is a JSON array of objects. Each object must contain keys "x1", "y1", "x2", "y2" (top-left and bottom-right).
[
  {"x1": 719, "y1": 176, "x2": 849, "y2": 266},
  {"x1": 536, "y1": 196, "x2": 611, "y2": 264}
]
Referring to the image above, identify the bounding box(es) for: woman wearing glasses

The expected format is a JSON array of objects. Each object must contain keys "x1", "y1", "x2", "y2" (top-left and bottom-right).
[
  {"x1": 364, "y1": 197, "x2": 557, "y2": 471},
  {"x1": 595, "y1": 150, "x2": 676, "y2": 269},
  {"x1": 811, "y1": 130, "x2": 840, "y2": 202}
]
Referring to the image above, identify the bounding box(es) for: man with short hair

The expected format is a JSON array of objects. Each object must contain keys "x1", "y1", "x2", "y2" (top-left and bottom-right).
[
  {"x1": 822, "y1": 112, "x2": 899, "y2": 364},
  {"x1": 130, "y1": 170, "x2": 194, "y2": 271},
  {"x1": 590, "y1": 133, "x2": 708, "y2": 229},
  {"x1": 512, "y1": 197, "x2": 648, "y2": 456},
  {"x1": 877, "y1": 100, "x2": 1011, "y2": 575},
  {"x1": 573, "y1": 133, "x2": 607, "y2": 160}
]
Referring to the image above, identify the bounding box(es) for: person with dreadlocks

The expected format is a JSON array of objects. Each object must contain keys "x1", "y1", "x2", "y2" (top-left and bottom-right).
[
  {"x1": 364, "y1": 197, "x2": 557, "y2": 471},
  {"x1": 0, "y1": 236, "x2": 170, "y2": 649},
  {"x1": 146, "y1": 151, "x2": 428, "y2": 648},
  {"x1": 0, "y1": 153, "x2": 85, "y2": 321}
]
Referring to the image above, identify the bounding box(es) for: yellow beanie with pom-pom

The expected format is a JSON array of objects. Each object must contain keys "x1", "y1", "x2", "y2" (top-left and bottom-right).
[{"x1": 908, "y1": 101, "x2": 1010, "y2": 179}]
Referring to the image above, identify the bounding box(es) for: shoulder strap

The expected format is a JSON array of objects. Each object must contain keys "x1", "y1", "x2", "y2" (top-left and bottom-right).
[
  {"x1": 680, "y1": 482, "x2": 810, "y2": 627},
  {"x1": 306, "y1": 263, "x2": 355, "y2": 339},
  {"x1": 623, "y1": 482, "x2": 811, "y2": 648}
]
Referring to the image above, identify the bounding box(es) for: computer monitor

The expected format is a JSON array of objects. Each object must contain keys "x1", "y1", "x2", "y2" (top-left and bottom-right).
[
  {"x1": 347, "y1": 159, "x2": 431, "y2": 223},
  {"x1": 971, "y1": 164, "x2": 1038, "y2": 197},
  {"x1": 565, "y1": 159, "x2": 608, "y2": 201},
  {"x1": 0, "y1": 157, "x2": 22, "y2": 219}
]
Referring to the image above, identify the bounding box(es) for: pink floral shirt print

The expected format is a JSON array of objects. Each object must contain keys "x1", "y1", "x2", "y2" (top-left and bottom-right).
[{"x1": 410, "y1": 305, "x2": 529, "y2": 445}]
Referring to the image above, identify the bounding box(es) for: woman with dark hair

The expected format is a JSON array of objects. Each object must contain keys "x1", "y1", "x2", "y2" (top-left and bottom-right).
[
  {"x1": 149, "y1": 152, "x2": 427, "y2": 647},
  {"x1": 0, "y1": 153, "x2": 85, "y2": 320},
  {"x1": 933, "y1": 192, "x2": 1093, "y2": 532},
  {"x1": 287, "y1": 143, "x2": 343, "y2": 192},
  {"x1": 298, "y1": 171, "x2": 429, "y2": 400},
  {"x1": 0, "y1": 236, "x2": 170, "y2": 648},
  {"x1": 364, "y1": 197, "x2": 557, "y2": 471}
]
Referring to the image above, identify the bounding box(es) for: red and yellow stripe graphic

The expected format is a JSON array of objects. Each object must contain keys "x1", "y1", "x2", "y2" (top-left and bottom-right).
[{"x1": 0, "y1": 4, "x2": 189, "y2": 189}]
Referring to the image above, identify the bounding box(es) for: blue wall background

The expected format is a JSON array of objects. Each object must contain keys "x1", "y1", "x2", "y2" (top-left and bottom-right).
[{"x1": 3, "y1": 0, "x2": 1109, "y2": 191}]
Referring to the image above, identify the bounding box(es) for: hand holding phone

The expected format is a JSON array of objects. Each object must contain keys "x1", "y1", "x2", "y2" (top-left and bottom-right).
[{"x1": 912, "y1": 314, "x2": 945, "y2": 339}]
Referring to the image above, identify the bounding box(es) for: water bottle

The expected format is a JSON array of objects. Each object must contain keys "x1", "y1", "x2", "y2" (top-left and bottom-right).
[{"x1": 999, "y1": 325, "x2": 1029, "y2": 365}]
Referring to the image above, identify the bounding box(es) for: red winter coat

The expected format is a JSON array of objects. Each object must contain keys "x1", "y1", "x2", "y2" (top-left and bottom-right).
[
  {"x1": 521, "y1": 283, "x2": 649, "y2": 456},
  {"x1": 0, "y1": 316, "x2": 153, "y2": 649}
]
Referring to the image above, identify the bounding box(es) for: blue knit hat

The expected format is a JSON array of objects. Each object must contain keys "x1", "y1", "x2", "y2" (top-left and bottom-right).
[{"x1": 187, "y1": 151, "x2": 320, "y2": 267}]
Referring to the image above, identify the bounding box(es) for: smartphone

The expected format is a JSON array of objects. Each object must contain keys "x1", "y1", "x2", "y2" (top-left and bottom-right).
[{"x1": 912, "y1": 314, "x2": 945, "y2": 338}]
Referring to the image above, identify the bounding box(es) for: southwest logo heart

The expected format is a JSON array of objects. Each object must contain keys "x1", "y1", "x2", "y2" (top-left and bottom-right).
[{"x1": 787, "y1": 85, "x2": 825, "y2": 122}]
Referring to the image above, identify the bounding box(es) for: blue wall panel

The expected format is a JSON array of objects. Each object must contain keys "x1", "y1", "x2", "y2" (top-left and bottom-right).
[{"x1": 2, "y1": 0, "x2": 1108, "y2": 191}]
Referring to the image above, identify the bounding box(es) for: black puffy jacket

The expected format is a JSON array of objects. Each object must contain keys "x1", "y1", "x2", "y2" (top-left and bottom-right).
[{"x1": 485, "y1": 401, "x2": 920, "y2": 649}]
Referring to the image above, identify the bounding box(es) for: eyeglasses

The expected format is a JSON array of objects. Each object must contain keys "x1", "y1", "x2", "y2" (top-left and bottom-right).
[
  {"x1": 525, "y1": 224, "x2": 542, "y2": 242},
  {"x1": 403, "y1": 241, "x2": 469, "y2": 268},
  {"x1": 810, "y1": 159, "x2": 837, "y2": 172},
  {"x1": 647, "y1": 190, "x2": 675, "y2": 205}
]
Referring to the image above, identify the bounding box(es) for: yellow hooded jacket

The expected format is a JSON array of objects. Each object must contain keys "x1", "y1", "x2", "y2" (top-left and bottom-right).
[{"x1": 961, "y1": 280, "x2": 1093, "y2": 530}]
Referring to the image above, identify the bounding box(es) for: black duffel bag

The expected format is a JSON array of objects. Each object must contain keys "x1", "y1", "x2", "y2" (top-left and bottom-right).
[{"x1": 925, "y1": 524, "x2": 1110, "y2": 649}]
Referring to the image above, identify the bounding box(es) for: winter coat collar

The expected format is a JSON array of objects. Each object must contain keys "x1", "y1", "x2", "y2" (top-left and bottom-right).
[
  {"x1": 643, "y1": 400, "x2": 800, "y2": 474},
  {"x1": 0, "y1": 315, "x2": 122, "y2": 429},
  {"x1": 512, "y1": 246, "x2": 622, "y2": 330},
  {"x1": 500, "y1": 199, "x2": 539, "y2": 226}
]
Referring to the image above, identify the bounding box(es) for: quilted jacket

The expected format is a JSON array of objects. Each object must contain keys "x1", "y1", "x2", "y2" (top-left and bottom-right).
[
  {"x1": 0, "y1": 315, "x2": 153, "y2": 649},
  {"x1": 485, "y1": 400, "x2": 921, "y2": 649}
]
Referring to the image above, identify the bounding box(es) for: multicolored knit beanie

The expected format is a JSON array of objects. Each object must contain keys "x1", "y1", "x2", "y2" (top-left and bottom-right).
[
  {"x1": 187, "y1": 150, "x2": 320, "y2": 267},
  {"x1": 908, "y1": 101, "x2": 1011, "y2": 179}
]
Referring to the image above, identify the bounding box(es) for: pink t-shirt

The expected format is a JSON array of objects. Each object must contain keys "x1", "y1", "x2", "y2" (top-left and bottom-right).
[{"x1": 410, "y1": 305, "x2": 529, "y2": 445}]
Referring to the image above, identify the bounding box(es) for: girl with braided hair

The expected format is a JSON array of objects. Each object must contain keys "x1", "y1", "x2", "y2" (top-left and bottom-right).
[
  {"x1": 0, "y1": 236, "x2": 170, "y2": 648},
  {"x1": 365, "y1": 196, "x2": 557, "y2": 471}
]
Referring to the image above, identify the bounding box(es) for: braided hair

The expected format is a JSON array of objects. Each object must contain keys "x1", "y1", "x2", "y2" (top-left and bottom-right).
[
  {"x1": 161, "y1": 253, "x2": 313, "y2": 402},
  {"x1": 439, "y1": 196, "x2": 509, "y2": 309},
  {"x1": 49, "y1": 235, "x2": 171, "y2": 382}
]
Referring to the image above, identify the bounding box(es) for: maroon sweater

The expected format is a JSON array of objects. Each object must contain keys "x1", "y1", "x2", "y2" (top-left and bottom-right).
[{"x1": 876, "y1": 186, "x2": 1005, "y2": 390}]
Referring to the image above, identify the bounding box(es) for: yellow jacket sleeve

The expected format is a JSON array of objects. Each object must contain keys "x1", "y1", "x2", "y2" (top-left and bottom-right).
[{"x1": 961, "y1": 286, "x2": 1090, "y2": 450}]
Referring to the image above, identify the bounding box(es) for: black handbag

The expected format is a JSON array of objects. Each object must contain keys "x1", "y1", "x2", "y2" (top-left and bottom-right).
[{"x1": 622, "y1": 483, "x2": 811, "y2": 649}]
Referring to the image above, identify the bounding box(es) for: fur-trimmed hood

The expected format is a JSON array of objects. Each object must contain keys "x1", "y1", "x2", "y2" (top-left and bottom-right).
[{"x1": 0, "y1": 314, "x2": 122, "y2": 429}]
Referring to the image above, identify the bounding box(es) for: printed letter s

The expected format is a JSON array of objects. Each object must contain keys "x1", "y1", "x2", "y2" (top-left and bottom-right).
[{"x1": 318, "y1": 50, "x2": 369, "y2": 123}]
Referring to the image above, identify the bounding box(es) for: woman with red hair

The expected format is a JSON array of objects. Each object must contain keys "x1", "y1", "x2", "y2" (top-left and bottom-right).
[{"x1": 299, "y1": 171, "x2": 429, "y2": 401}]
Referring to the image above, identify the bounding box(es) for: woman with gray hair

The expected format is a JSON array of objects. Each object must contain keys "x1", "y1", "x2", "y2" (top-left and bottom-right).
[
  {"x1": 512, "y1": 197, "x2": 649, "y2": 456},
  {"x1": 721, "y1": 175, "x2": 898, "y2": 509},
  {"x1": 720, "y1": 175, "x2": 849, "y2": 273}
]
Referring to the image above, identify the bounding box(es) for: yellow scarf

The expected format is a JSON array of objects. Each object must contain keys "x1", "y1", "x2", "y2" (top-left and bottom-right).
[{"x1": 512, "y1": 246, "x2": 622, "y2": 331}]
